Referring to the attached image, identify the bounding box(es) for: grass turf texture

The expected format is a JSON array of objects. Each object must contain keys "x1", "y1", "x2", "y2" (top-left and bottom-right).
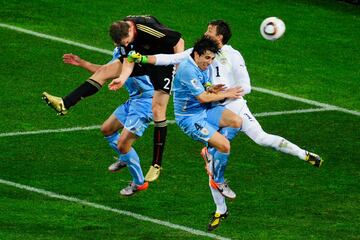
[{"x1": 0, "y1": 0, "x2": 359, "y2": 239}]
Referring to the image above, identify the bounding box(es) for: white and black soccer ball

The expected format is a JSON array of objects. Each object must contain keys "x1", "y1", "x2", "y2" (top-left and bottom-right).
[{"x1": 260, "y1": 17, "x2": 286, "y2": 41}]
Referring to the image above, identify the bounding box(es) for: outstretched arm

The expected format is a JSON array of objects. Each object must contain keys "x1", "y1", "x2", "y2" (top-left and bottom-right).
[
  {"x1": 127, "y1": 39, "x2": 188, "y2": 66},
  {"x1": 108, "y1": 59, "x2": 134, "y2": 91},
  {"x1": 63, "y1": 53, "x2": 102, "y2": 73}
]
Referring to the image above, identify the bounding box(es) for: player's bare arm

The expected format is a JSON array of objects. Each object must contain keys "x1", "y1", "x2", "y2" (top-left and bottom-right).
[
  {"x1": 63, "y1": 53, "x2": 102, "y2": 73},
  {"x1": 108, "y1": 59, "x2": 134, "y2": 91}
]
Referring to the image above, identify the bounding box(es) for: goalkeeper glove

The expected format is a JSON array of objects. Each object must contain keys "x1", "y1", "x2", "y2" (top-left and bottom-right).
[{"x1": 127, "y1": 50, "x2": 148, "y2": 64}]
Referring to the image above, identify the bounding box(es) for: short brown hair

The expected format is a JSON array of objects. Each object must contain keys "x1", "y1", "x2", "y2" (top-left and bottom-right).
[
  {"x1": 208, "y1": 20, "x2": 232, "y2": 44},
  {"x1": 109, "y1": 21, "x2": 130, "y2": 45}
]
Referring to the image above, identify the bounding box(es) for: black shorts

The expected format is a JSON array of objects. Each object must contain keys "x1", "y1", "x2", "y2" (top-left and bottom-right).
[{"x1": 131, "y1": 64, "x2": 175, "y2": 94}]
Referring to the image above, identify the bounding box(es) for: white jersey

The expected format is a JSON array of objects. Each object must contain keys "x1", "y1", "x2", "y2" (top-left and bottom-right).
[{"x1": 210, "y1": 45, "x2": 251, "y2": 94}]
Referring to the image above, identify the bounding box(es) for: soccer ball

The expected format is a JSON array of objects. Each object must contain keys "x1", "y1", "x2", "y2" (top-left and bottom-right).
[{"x1": 260, "y1": 17, "x2": 286, "y2": 41}]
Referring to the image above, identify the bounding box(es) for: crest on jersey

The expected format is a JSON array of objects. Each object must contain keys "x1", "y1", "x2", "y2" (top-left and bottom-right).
[
  {"x1": 220, "y1": 57, "x2": 227, "y2": 65},
  {"x1": 191, "y1": 79, "x2": 201, "y2": 89}
]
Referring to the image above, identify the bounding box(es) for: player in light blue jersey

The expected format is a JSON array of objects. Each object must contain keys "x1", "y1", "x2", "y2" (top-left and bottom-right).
[
  {"x1": 173, "y1": 36, "x2": 243, "y2": 219},
  {"x1": 62, "y1": 48, "x2": 153, "y2": 196}
]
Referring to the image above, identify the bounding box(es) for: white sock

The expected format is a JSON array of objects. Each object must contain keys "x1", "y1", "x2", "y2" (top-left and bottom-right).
[
  {"x1": 246, "y1": 126, "x2": 307, "y2": 160},
  {"x1": 210, "y1": 183, "x2": 227, "y2": 214}
]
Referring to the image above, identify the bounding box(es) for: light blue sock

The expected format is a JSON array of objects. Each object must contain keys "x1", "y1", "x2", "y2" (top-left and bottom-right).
[
  {"x1": 208, "y1": 147, "x2": 216, "y2": 156},
  {"x1": 104, "y1": 132, "x2": 121, "y2": 156},
  {"x1": 120, "y1": 148, "x2": 144, "y2": 185},
  {"x1": 220, "y1": 127, "x2": 240, "y2": 141},
  {"x1": 213, "y1": 151, "x2": 229, "y2": 183}
]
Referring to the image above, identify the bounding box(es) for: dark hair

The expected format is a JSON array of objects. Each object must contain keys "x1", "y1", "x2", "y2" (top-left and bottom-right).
[
  {"x1": 208, "y1": 19, "x2": 232, "y2": 44},
  {"x1": 190, "y1": 36, "x2": 220, "y2": 58},
  {"x1": 109, "y1": 21, "x2": 130, "y2": 45}
]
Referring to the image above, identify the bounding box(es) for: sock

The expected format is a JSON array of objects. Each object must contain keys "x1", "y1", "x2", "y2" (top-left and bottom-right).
[
  {"x1": 277, "y1": 138, "x2": 307, "y2": 160},
  {"x1": 210, "y1": 183, "x2": 227, "y2": 214},
  {"x1": 152, "y1": 120, "x2": 167, "y2": 166},
  {"x1": 104, "y1": 132, "x2": 121, "y2": 155},
  {"x1": 120, "y1": 148, "x2": 144, "y2": 185},
  {"x1": 246, "y1": 125, "x2": 307, "y2": 160},
  {"x1": 63, "y1": 79, "x2": 102, "y2": 109},
  {"x1": 213, "y1": 151, "x2": 229, "y2": 183},
  {"x1": 208, "y1": 147, "x2": 216, "y2": 156},
  {"x1": 219, "y1": 127, "x2": 240, "y2": 141}
]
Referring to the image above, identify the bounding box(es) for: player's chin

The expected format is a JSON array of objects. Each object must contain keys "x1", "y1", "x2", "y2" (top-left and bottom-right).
[{"x1": 200, "y1": 64, "x2": 209, "y2": 70}]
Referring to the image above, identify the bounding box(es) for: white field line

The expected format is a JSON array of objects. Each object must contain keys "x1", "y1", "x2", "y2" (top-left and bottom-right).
[
  {"x1": 0, "y1": 108, "x2": 335, "y2": 138},
  {"x1": 0, "y1": 179, "x2": 230, "y2": 240},
  {"x1": 253, "y1": 107, "x2": 334, "y2": 117},
  {"x1": 0, "y1": 23, "x2": 113, "y2": 55},
  {"x1": 252, "y1": 87, "x2": 360, "y2": 116},
  {"x1": 1, "y1": 23, "x2": 358, "y2": 117}
]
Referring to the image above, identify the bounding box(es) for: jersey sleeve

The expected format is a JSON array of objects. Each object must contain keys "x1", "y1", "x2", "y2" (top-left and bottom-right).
[
  {"x1": 180, "y1": 67, "x2": 205, "y2": 97},
  {"x1": 155, "y1": 48, "x2": 192, "y2": 66},
  {"x1": 231, "y1": 51, "x2": 251, "y2": 95}
]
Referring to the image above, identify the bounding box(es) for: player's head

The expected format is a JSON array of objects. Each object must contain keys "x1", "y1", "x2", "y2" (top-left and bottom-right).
[
  {"x1": 205, "y1": 20, "x2": 232, "y2": 45},
  {"x1": 191, "y1": 36, "x2": 220, "y2": 70},
  {"x1": 109, "y1": 21, "x2": 135, "y2": 47}
]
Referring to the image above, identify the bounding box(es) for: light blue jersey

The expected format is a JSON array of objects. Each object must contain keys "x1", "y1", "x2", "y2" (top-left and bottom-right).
[
  {"x1": 173, "y1": 56, "x2": 211, "y2": 118},
  {"x1": 173, "y1": 56, "x2": 225, "y2": 143}
]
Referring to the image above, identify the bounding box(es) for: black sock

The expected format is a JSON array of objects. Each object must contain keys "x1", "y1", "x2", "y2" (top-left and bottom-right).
[
  {"x1": 152, "y1": 120, "x2": 167, "y2": 166},
  {"x1": 63, "y1": 79, "x2": 102, "y2": 109}
]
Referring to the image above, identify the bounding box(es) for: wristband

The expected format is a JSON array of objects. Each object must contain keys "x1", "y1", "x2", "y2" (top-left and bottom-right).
[{"x1": 140, "y1": 55, "x2": 149, "y2": 64}]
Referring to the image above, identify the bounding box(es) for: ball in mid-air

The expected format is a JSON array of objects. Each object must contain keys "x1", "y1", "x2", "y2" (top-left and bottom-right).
[{"x1": 260, "y1": 17, "x2": 286, "y2": 41}]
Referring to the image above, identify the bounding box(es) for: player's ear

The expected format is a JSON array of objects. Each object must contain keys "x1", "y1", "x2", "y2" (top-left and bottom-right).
[
  {"x1": 194, "y1": 51, "x2": 200, "y2": 60},
  {"x1": 218, "y1": 34, "x2": 224, "y2": 44}
]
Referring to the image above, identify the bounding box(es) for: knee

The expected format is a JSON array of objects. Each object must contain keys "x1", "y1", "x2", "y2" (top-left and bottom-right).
[
  {"x1": 253, "y1": 132, "x2": 268, "y2": 146},
  {"x1": 152, "y1": 104, "x2": 166, "y2": 119},
  {"x1": 101, "y1": 122, "x2": 114, "y2": 136},
  {"x1": 117, "y1": 139, "x2": 131, "y2": 154},
  {"x1": 231, "y1": 116, "x2": 242, "y2": 129},
  {"x1": 92, "y1": 65, "x2": 112, "y2": 85},
  {"x1": 217, "y1": 140, "x2": 231, "y2": 153},
  {"x1": 101, "y1": 124, "x2": 110, "y2": 136}
]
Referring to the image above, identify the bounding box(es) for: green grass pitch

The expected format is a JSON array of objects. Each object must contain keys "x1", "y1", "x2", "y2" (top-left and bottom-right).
[{"x1": 0, "y1": 0, "x2": 359, "y2": 239}]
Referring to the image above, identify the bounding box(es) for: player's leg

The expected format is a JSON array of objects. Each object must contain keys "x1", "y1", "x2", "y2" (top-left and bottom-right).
[
  {"x1": 116, "y1": 129, "x2": 148, "y2": 196},
  {"x1": 240, "y1": 104, "x2": 323, "y2": 167},
  {"x1": 207, "y1": 131, "x2": 236, "y2": 200},
  {"x1": 218, "y1": 109, "x2": 242, "y2": 129},
  {"x1": 145, "y1": 65, "x2": 174, "y2": 182},
  {"x1": 43, "y1": 59, "x2": 122, "y2": 115},
  {"x1": 208, "y1": 186, "x2": 228, "y2": 231},
  {"x1": 101, "y1": 102, "x2": 127, "y2": 172},
  {"x1": 206, "y1": 132, "x2": 233, "y2": 230},
  {"x1": 176, "y1": 116, "x2": 232, "y2": 229},
  {"x1": 116, "y1": 97, "x2": 151, "y2": 196}
]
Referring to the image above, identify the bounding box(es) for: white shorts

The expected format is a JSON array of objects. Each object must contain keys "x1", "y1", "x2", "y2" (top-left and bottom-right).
[{"x1": 225, "y1": 99, "x2": 262, "y2": 134}]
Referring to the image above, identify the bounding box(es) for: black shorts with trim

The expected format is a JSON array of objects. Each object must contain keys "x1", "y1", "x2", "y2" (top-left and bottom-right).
[{"x1": 131, "y1": 64, "x2": 175, "y2": 94}]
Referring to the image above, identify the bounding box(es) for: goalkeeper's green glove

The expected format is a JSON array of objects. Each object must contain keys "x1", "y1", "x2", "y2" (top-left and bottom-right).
[{"x1": 127, "y1": 50, "x2": 148, "y2": 64}]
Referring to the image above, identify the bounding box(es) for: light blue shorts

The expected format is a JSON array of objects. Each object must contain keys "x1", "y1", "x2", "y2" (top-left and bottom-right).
[
  {"x1": 176, "y1": 106, "x2": 225, "y2": 144},
  {"x1": 113, "y1": 98, "x2": 153, "y2": 137}
]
